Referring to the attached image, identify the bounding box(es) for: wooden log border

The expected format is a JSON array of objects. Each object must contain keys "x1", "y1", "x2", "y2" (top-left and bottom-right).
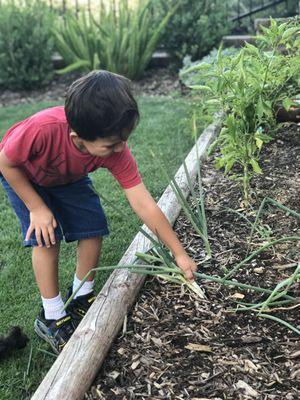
[{"x1": 32, "y1": 118, "x2": 222, "y2": 400}]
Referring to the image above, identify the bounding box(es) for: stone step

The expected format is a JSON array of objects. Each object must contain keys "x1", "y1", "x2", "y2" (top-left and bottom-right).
[
  {"x1": 222, "y1": 35, "x2": 256, "y2": 47},
  {"x1": 148, "y1": 50, "x2": 171, "y2": 69},
  {"x1": 223, "y1": 16, "x2": 297, "y2": 49},
  {"x1": 51, "y1": 50, "x2": 171, "y2": 70},
  {"x1": 51, "y1": 52, "x2": 65, "y2": 69}
]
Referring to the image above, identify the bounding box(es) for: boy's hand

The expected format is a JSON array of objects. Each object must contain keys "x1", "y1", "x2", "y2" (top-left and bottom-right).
[
  {"x1": 124, "y1": 183, "x2": 197, "y2": 281},
  {"x1": 25, "y1": 206, "x2": 57, "y2": 247},
  {"x1": 175, "y1": 253, "x2": 197, "y2": 281}
]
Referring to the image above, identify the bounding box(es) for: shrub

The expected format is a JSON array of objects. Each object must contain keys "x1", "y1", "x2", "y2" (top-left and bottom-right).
[
  {"x1": 53, "y1": 0, "x2": 178, "y2": 80},
  {"x1": 180, "y1": 18, "x2": 300, "y2": 202},
  {"x1": 180, "y1": 47, "x2": 239, "y2": 87},
  {"x1": 155, "y1": 0, "x2": 231, "y2": 64},
  {"x1": 0, "y1": 0, "x2": 55, "y2": 90},
  {"x1": 53, "y1": 11, "x2": 98, "y2": 72}
]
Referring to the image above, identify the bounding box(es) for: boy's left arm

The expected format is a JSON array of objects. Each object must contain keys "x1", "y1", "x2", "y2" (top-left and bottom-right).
[{"x1": 124, "y1": 182, "x2": 197, "y2": 281}]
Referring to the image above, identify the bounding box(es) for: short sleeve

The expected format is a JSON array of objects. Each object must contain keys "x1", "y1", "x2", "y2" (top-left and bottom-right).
[
  {"x1": 3, "y1": 120, "x2": 45, "y2": 165},
  {"x1": 102, "y1": 144, "x2": 142, "y2": 189}
]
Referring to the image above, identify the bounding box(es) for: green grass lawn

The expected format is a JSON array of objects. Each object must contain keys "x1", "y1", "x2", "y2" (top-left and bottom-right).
[{"x1": 0, "y1": 96, "x2": 197, "y2": 399}]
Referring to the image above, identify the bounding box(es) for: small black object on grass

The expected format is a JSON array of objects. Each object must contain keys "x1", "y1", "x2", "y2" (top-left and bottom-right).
[{"x1": 0, "y1": 326, "x2": 29, "y2": 360}]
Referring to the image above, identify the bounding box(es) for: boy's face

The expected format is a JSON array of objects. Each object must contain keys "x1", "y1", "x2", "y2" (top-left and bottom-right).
[{"x1": 71, "y1": 133, "x2": 126, "y2": 158}]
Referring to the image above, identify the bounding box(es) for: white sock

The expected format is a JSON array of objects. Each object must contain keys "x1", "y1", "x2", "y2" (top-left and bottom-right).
[
  {"x1": 73, "y1": 275, "x2": 94, "y2": 299},
  {"x1": 42, "y1": 293, "x2": 66, "y2": 321}
]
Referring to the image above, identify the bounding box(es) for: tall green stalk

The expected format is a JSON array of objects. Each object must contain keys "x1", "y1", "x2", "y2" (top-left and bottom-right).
[
  {"x1": 224, "y1": 236, "x2": 300, "y2": 280},
  {"x1": 152, "y1": 116, "x2": 211, "y2": 258},
  {"x1": 249, "y1": 197, "x2": 300, "y2": 245},
  {"x1": 166, "y1": 162, "x2": 211, "y2": 258},
  {"x1": 258, "y1": 313, "x2": 300, "y2": 335},
  {"x1": 258, "y1": 263, "x2": 300, "y2": 314}
]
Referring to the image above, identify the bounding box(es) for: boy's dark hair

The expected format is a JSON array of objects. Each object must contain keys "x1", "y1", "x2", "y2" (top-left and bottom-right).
[{"x1": 65, "y1": 70, "x2": 139, "y2": 141}]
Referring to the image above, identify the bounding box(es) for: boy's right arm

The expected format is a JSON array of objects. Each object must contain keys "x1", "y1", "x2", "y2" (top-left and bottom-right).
[{"x1": 0, "y1": 150, "x2": 57, "y2": 247}]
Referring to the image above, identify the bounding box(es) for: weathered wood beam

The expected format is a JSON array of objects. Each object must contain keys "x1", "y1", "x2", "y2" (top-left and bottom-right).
[{"x1": 32, "y1": 119, "x2": 222, "y2": 400}]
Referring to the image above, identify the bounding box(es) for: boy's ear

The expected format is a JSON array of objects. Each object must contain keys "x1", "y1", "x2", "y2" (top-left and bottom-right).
[{"x1": 70, "y1": 131, "x2": 79, "y2": 138}]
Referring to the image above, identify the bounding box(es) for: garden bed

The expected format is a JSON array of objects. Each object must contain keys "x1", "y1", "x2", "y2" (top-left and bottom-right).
[
  {"x1": 86, "y1": 122, "x2": 300, "y2": 400},
  {"x1": 0, "y1": 68, "x2": 183, "y2": 108}
]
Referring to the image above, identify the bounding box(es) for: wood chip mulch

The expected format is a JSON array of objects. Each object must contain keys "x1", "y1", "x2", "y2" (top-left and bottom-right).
[{"x1": 87, "y1": 123, "x2": 300, "y2": 400}]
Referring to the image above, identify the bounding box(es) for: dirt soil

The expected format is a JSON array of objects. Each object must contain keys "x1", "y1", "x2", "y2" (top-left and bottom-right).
[
  {"x1": 0, "y1": 68, "x2": 182, "y2": 108},
  {"x1": 86, "y1": 123, "x2": 300, "y2": 400}
]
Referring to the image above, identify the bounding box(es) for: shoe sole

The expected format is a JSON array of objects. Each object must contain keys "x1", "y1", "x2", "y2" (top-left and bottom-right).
[{"x1": 34, "y1": 319, "x2": 60, "y2": 355}]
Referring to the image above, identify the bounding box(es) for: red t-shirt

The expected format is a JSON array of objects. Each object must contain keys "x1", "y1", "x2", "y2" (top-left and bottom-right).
[{"x1": 0, "y1": 106, "x2": 142, "y2": 188}]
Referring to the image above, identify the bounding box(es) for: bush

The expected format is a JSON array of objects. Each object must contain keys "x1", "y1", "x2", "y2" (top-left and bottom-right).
[
  {"x1": 0, "y1": 1, "x2": 55, "y2": 90},
  {"x1": 155, "y1": 0, "x2": 231, "y2": 63},
  {"x1": 53, "y1": 0, "x2": 178, "y2": 80},
  {"x1": 180, "y1": 18, "x2": 300, "y2": 202},
  {"x1": 180, "y1": 47, "x2": 239, "y2": 87}
]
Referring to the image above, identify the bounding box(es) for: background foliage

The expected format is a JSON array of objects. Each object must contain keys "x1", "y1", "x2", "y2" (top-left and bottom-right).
[
  {"x1": 0, "y1": 0, "x2": 55, "y2": 90},
  {"x1": 154, "y1": 0, "x2": 230, "y2": 64},
  {"x1": 53, "y1": 0, "x2": 177, "y2": 79}
]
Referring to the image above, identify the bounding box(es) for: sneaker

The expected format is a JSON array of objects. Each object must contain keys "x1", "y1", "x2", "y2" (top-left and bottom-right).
[
  {"x1": 65, "y1": 287, "x2": 96, "y2": 328},
  {"x1": 34, "y1": 308, "x2": 75, "y2": 354}
]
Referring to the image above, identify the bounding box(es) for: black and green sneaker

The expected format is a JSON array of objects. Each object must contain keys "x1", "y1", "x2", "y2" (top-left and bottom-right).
[
  {"x1": 34, "y1": 308, "x2": 75, "y2": 354},
  {"x1": 65, "y1": 287, "x2": 96, "y2": 328}
]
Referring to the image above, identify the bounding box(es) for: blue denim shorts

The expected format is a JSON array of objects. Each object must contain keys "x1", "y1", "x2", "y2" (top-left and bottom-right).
[{"x1": 0, "y1": 175, "x2": 109, "y2": 247}]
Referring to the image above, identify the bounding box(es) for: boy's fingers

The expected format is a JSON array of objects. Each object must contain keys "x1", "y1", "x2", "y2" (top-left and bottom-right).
[
  {"x1": 35, "y1": 228, "x2": 43, "y2": 247},
  {"x1": 189, "y1": 261, "x2": 197, "y2": 272},
  {"x1": 48, "y1": 226, "x2": 56, "y2": 245},
  {"x1": 25, "y1": 225, "x2": 34, "y2": 241},
  {"x1": 187, "y1": 275, "x2": 195, "y2": 282},
  {"x1": 53, "y1": 218, "x2": 57, "y2": 229},
  {"x1": 41, "y1": 227, "x2": 51, "y2": 248},
  {"x1": 184, "y1": 268, "x2": 194, "y2": 281}
]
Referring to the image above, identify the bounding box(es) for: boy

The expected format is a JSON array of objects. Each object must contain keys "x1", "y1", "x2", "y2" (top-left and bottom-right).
[{"x1": 0, "y1": 70, "x2": 197, "y2": 354}]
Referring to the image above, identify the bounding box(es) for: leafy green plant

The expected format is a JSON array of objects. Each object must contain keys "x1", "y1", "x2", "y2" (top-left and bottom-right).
[
  {"x1": 0, "y1": 0, "x2": 55, "y2": 90},
  {"x1": 180, "y1": 47, "x2": 239, "y2": 87},
  {"x1": 180, "y1": 18, "x2": 300, "y2": 202},
  {"x1": 53, "y1": 0, "x2": 178, "y2": 79}
]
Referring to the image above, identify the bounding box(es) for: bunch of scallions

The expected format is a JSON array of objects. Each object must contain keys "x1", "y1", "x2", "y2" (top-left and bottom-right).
[{"x1": 64, "y1": 194, "x2": 300, "y2": 335}]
